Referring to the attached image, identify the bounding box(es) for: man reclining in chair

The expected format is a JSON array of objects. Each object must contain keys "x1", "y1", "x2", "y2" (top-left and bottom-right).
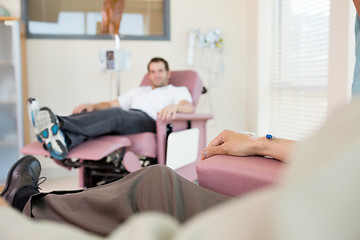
[{"x1": 28, "y1": 57, "x2": 194, "y2": 160}]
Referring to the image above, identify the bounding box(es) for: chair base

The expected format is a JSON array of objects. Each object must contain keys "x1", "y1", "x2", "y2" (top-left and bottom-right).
[{"x1": 20, "y1": 136, "x2": 141, "y2": 187}]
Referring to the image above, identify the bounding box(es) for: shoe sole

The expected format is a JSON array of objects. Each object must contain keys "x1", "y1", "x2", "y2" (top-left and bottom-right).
[
  {"x1": 0, "y1": 155, "x2": 40, "y2": 197},
  {"x1": 27, "y1": 98, "x2": 37, "y2": 127},
  {"x1": 37, "y1": 107, "x2": 68, "y2": 160},
  {"x1": 28, "y1": 98, "x2": 43, "y2": 143}
]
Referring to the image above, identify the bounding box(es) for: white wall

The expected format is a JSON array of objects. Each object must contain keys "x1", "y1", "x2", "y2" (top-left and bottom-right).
[
  {"x1": 243, "y1": 0, "x2": 260, "y2": 134},
  {"x1": 1, "y1": 0, "x2": 250, "y2": 172},
  {"x1": 25, "y1": 0, "x2": 247, "y2": 141},
  {"x1": 327, "y1": 0, "x2": 354, "y2": 115},
  {"x1": 1, "y1": 0, "x2": 249, "y2": 140},
  {"x1": 2, "y1": 0, "x2": 354, "y2": 172},
  {"x1": 0, "y1": 0, "x2": 19, "y2": 17}
]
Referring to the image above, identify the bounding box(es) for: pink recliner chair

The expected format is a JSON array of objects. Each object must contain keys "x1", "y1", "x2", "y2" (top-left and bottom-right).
[
  {"x1": 21, "y1": 70, "x2": 212, "y2": 187},
  {"x1": 196, "y1": 155, "x2": 285, "y2": 197}
]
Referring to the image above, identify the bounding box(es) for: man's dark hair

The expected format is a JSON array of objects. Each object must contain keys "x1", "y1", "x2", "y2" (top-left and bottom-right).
[{"x1": 147, "y1": 57, "x2": 170, "y2": 72}]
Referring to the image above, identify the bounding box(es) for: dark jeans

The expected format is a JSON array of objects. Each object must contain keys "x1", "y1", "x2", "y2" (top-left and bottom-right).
[
  {"x1": 23, "y1": 165, "x2": 231, "y2": 237},
  {"x1": 59, "y1": 108, "x2": 156, "y2": 149}
]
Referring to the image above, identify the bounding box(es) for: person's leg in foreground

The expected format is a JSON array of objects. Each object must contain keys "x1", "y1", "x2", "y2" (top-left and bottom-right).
[{"x1": 1, "y1": 155, "x2": 230, "y2": 237}]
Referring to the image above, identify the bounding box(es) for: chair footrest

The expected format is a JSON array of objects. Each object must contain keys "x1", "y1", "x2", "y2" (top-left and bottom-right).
[{"x1": 20, "y1": 135, "x2": 131, "y2": 161}]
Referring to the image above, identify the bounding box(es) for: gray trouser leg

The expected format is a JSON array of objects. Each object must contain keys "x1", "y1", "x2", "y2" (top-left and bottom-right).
[
  {"x1": 59, "y1": 108, "x2": 156, "y2": 149},
  {"x1": 23, "y1": 165, "x2": 231, "y2": 237}
]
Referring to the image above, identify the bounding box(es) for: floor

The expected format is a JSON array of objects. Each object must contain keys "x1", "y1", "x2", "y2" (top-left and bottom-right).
[
  {"x1": 42, "y1": 177, "x2": 80, "y2": 192},
  {"x1": 0, "y1": 154, "x2": 82, "y2": 192},
  {"x1": 0, "y1": 168, "x2": 81, "y2": 193},
  {"x1": 38, "y1": 168, "x2": 81, "y2": 192}
]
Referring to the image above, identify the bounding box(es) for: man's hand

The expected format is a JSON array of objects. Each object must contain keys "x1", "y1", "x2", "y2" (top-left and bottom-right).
[
  {"x1": 72, "y1": 104, "x2": 94, "y2": 114},
  {"x1": 158, "y1": 104, "x2": 178, "y2": 120},
  {"x1": 201, "y1": 130, "x2": 259, "y2": 160},
  {"x1": 72, "y1": 99, "x2": 120, "y2": 114},
  {"x1": 158, "y1": 100, "x2": 194, "y2": 120}
]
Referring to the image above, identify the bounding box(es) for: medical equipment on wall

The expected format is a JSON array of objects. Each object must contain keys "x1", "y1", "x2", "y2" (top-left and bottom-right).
[
  {"x1": 99, "y1": 35, "x2": 131, "y2": 72},
  {"x1": 187, "y1": 29, "x2": 224, "y2": 122},
  {"x1": 99, "y1": 34, "x2": 131, "y2": 97},
  {"x1": 98, "y1": 49, "x2": 131, "y2": 72},
  {"x1": 187, "y1": 29, "x2": 224, "y2": 67}
]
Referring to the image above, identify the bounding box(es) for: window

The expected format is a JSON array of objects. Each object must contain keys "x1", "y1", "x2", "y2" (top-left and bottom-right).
[
  {"x1": 21, "y1": 0, "x2": 170, "y2": 40},
  {"x1": 265, "y1": 0, "x2": 330, "y2": 140}
]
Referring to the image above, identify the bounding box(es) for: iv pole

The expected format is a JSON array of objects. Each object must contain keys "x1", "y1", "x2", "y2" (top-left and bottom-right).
[{"x1": 114, "y1": 34, "x2": 121, "y2": 97}]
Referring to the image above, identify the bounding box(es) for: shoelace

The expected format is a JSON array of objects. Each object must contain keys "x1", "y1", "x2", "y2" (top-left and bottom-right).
[{"x1": 32, "y1": 176, "x2": 47, "y2": 191}]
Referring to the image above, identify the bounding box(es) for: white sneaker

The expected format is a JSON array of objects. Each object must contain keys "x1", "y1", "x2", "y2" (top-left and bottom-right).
[{"x1": 29, "y1": 101, "x2": 68, "y2": 160}]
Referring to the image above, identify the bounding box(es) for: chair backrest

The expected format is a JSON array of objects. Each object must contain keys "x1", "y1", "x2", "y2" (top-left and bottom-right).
[{"x1": 140, "y1": 70, "x2": 203, "y2": 110}]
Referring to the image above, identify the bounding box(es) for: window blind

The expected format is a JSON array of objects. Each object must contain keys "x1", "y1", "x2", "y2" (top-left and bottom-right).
[{"x1": 267, "y1": 0, "x2": 330, "y2": 140}]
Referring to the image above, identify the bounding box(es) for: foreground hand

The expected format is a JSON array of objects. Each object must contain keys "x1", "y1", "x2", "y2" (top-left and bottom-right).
[
  {"x1": 158, "y1": 104, "x2": 178, "y2": 120},
  {"x1": 201, "y1": 130, "x2": 259, "y2": 160},
  {"x1": 72, "y1": 103, "x2": 94, "y2": 114}
]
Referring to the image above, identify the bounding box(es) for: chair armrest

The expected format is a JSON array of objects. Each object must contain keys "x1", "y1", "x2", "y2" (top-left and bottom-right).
[
  {"x1": 197, "y1": 155, "x2": 285, "y2": 197},
  {"x1": 166, "y1": 113, "x2": 213, "y2": 121},
  {"x1": 155, "y1": 113, "x2": 213, "y2": 129},
  {"x1": 155, "y1": 113, "x2": 213, "y2": 165}
]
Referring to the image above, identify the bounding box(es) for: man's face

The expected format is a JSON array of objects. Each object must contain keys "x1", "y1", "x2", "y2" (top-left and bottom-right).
[{"x1": 148, "y1": 61, "x2": 170, "y2": 89}]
